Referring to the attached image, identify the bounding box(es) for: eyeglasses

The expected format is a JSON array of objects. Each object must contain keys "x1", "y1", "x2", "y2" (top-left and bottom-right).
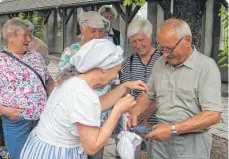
[{"x1": 157, "y1": 37, "x2": 184, "y2": 54}]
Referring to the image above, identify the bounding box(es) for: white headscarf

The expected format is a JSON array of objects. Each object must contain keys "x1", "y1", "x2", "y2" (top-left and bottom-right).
[
  {"x1": 70, "y1": 39, "x2": 123, "y2": 73},
  {"x1": 79, "y1": 11, "x2": 110, "y2": 31}
]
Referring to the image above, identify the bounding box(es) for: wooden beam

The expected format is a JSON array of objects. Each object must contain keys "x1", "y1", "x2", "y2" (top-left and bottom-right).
[
  {"x1": 158, "y1": 1, "x2": 173, "y2": 18},
  {"x1": 148, "y1": 1, "x2": 159, "y2": 47},
  {"x1": 62, "y1": 9, "x2": 67, "y2": 50},
  {"x1": 44, "y1": 10, "x2": 52, "y2": 25},
  {"x1": 90, "y1": 6, "x2": 96, "y2": 11},
  {"x1": 65, "y1": 8, "x2": 75, "y2": 24},
  {"x1": 82, "y1": 7, "x2": 89, "y2": 12},
  {"x1": 127, "y1": 5, "x2": 141, "y2": 23},
  {"x1": 13, "y1": 13, "x2": 19, "y2": 17},
  {"x1": 58, "y1": 9, "x2": 62, "y2": 17},
  {"x1": 96, "y1": 5, "x2": 103, "y2": 11},
  {"x1": 8, "y1": 14, "x2": 12, "y2": 19},
  {"x1": 216, "y1": 0, "x2": 228, "y2": 8},
  {"x1": 114, "y1": 4, "x2": 126, "y2": 22},
  {"x1": 53, "y1": 9, "x2": 58, "y2": 50}
]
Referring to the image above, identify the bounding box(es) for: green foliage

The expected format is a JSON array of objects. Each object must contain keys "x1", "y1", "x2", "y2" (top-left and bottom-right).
[
  {"x1": 218, "y1": 7, "x2": 228, "y2": 68},
  {"x1": 57, "y1": 19, "x2": 63, "y2": 36},
  {"x1": 18, "y1": 12, "x2": 27, "y2": 20},
  {"x1": 32, "y1": 11, "x2": 44, "y2": 40},
  {"x1": 123, "y1": 0, "x2": 146, "y2": 6},
  {"x1": 18, "y1": 11, "x2": 44, "y2": 41}
]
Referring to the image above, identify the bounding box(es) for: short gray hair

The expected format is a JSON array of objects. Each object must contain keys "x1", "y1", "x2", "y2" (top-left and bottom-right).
[
  {"x1": 98, "y1": 5, "x2": 117, "y2": 19},
  {"x1": 157, "y1": 18, "x2": 192, "y2": 39},
  {"x1": 56, "y1": 66, "x2": 79, "y2": 86},
  {"x1": 2, "y1": 17, "x2": 31, "y2": 40},
  {"x1": 127, "y1": 19, "x2": 153, "y2": 38},
  {"x1": 22, "y1": 19, "x2": 34, "y2": 34}
]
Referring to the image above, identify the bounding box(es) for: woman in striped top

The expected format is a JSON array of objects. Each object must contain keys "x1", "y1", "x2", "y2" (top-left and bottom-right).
[{"x1": 121, "y1": 19, "x2": 162, "y2": 127}]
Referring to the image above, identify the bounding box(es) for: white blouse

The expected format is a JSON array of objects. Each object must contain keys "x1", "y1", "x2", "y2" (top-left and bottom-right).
[{"x1": 37, "y1": 77, "x2": 101, "y2": 148}]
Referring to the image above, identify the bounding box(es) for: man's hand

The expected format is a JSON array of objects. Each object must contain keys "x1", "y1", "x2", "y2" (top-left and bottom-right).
[
  {"x1": 1, "y1": 107, "x2": 22, "y2": 120},
  {"x1": 145, "y1": 123, "x2": 173, "y2": 142}
]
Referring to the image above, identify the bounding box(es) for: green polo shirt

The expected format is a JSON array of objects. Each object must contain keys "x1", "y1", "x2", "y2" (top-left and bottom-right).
[{"x1": 147, "y1": 47, "x2": 222, "y2": 124}]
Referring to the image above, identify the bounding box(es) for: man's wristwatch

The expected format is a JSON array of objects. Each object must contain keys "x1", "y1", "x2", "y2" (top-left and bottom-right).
[{"x1": 171, "y1": 124, "x2": 178, "y2": 136}]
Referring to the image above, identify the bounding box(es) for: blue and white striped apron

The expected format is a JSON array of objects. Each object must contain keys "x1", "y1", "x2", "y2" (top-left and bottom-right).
[{"x1": 20, "y1": 128, "x2": 87, "y2": 159}]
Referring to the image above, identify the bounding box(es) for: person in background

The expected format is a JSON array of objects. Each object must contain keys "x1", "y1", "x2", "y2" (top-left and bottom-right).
[
  {"x1": 128, "y1": 18, "x2": 222, "y2": 159},
  {"x1": 20, "y1": 39, "x2": 148, "y2": 159},
  {"x1": 98, "y1": 5, "x2": 124, "y2": 49},
  {"x1": 23, "y1": 19, "x2": 50, "y2": 66},
  {"x1": 58, "y1": 11, "x2": 110, "y2": 72},
  {"x1": 0, "y1": 17, "x2": 54, "y2": 159}
]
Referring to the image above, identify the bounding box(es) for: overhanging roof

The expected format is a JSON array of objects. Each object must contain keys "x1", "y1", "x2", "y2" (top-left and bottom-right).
[{"x1": 0, "y1": 0, "x2": 122, "y2": 15}]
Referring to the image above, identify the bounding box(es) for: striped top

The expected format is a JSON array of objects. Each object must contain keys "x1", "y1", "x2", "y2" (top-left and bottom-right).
[
  {"x1": 120, "y1": 49, "x2": 162, "y2": 98},
  {"x1": 120, "y1": 49, "x2": 162, "y2": 125}
]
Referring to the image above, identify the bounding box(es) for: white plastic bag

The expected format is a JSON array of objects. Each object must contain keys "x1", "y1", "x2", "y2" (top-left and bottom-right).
[{"x1": 116, "y1": 131, "x2": 142, "y2": 159}]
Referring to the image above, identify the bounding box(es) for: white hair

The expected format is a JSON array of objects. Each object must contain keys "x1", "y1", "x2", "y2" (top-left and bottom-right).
[
  {"x1": 22, "y1": 19, "x2": 34, "y2": 34},
  {"x1": 2, "y1": 17, "x2": 30, "y2": 40},
  {"x1": 98, "y1": 5, "x2": 117, "y2": 19},
  {"x1": 157, "y1": 18, "x2": 192, "y2": 39},
  {"x1": 127, "y1": 19, "x2": 153, "y2": 38}
]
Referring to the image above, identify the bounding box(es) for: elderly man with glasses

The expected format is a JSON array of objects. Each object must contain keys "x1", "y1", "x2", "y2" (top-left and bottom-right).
[{"x1": 128, "y1": 18, "x2": 222, "y2": 159}]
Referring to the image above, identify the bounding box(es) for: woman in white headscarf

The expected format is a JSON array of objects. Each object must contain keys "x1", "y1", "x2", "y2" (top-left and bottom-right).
[
  {"x1": 58, "y1": 11, "x2": 110, "y2": 72},
  {"x1": 58, "y1": 11, "x2": 124, "y2": 159},
  {"x1": 20, "y1": 39, "x2": 147, "y2": 159}
]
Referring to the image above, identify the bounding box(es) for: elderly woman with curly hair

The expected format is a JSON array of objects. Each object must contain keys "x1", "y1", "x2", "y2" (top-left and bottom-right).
[{"x1": 0, "y1": 17, "x2": 54, "y2": 159}]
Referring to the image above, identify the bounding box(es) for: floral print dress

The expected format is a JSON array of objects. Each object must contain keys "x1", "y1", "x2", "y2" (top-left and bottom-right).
[{"x1": 0, "y1": 51, "x2": 50, "y2": 120}]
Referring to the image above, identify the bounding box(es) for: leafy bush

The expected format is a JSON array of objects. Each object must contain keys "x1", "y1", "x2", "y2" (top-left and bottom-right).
[
  {"x1": 123, "y1": 0, "x2": 146, "y2": 6},
  {"x1": 18, "y1": 11, "x2": 44, "y2": 41},
  {"x1": 218, "y1": 6, "x2": 228, "y2": 68}
]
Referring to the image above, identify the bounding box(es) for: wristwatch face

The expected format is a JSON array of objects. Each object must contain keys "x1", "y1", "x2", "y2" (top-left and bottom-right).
[{"x1": 172, "y1": 125, "x2": 178, "y2": 135}]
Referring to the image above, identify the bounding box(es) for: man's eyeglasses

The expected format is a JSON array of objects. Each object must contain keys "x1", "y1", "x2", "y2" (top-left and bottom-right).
[{"x1": 157, "y1": 37, "x2": 184, "y2": 54}]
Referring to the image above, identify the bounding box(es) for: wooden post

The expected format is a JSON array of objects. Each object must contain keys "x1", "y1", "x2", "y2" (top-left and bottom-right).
[
  {"x1": 62, "y1": 9, "x2": 67, "y2": 50},
  {"x1": 204, "y1": 0, "x2": 214, "y2": 57},
  {"x1": 148, "y1": 1, "x2": 158, "y2": 47},
  {"x1": 53, "y1": 9, "x2": 58, "y2": 52}
]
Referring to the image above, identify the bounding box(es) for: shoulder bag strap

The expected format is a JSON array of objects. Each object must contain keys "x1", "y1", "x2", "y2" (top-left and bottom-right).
[{"x1": 1, "y1": 50, "x2": 48, "y2": 96}]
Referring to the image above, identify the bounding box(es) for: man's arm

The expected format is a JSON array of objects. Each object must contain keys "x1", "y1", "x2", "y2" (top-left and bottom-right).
[
  {"x1": 145, "y1": 110, "x2": 221, "y2": 142},
  {"x1": 175, "y1": 111, "x2": 221, "y2": 134},
  {"x1": 128, "y1": 94, "x2": 157, "y2": 126},
  {"x1": 99, "y1": 81, "x2": 147, "y2": 111}
]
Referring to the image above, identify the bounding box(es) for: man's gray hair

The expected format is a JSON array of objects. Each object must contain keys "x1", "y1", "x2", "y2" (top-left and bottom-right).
[
  {"x1": 2, "y1": 17, "x2": 31, "y2": 40},
  {"x1": 157, "y1": 18, "x2": 192, "y2": 39},
  {"x1": 127, "y1": 19, "x2": 153, "y2": 38}
]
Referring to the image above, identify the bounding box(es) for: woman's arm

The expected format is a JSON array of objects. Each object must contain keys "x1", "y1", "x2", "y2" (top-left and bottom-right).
[
  {"x1": 46, "y1": 77, "x2": 55, "y2": 96},
  {"x1": 77, "y1": 95, "x2": 136, "y2": 155},
  {"x1": 0, "y1": 105, "x2": 22, "y2": 119},
  {"x1": 99, "y1": 80, "x2": 147, "y2": 111}
]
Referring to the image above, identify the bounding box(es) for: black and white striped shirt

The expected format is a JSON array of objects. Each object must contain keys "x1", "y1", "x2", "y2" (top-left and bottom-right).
[
  {"x1": 120, "y1": 49, "x2": 162, "y2": 125},
  {"x1": 120, "y1": 49, "x2": 162, "y2": 98}
]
